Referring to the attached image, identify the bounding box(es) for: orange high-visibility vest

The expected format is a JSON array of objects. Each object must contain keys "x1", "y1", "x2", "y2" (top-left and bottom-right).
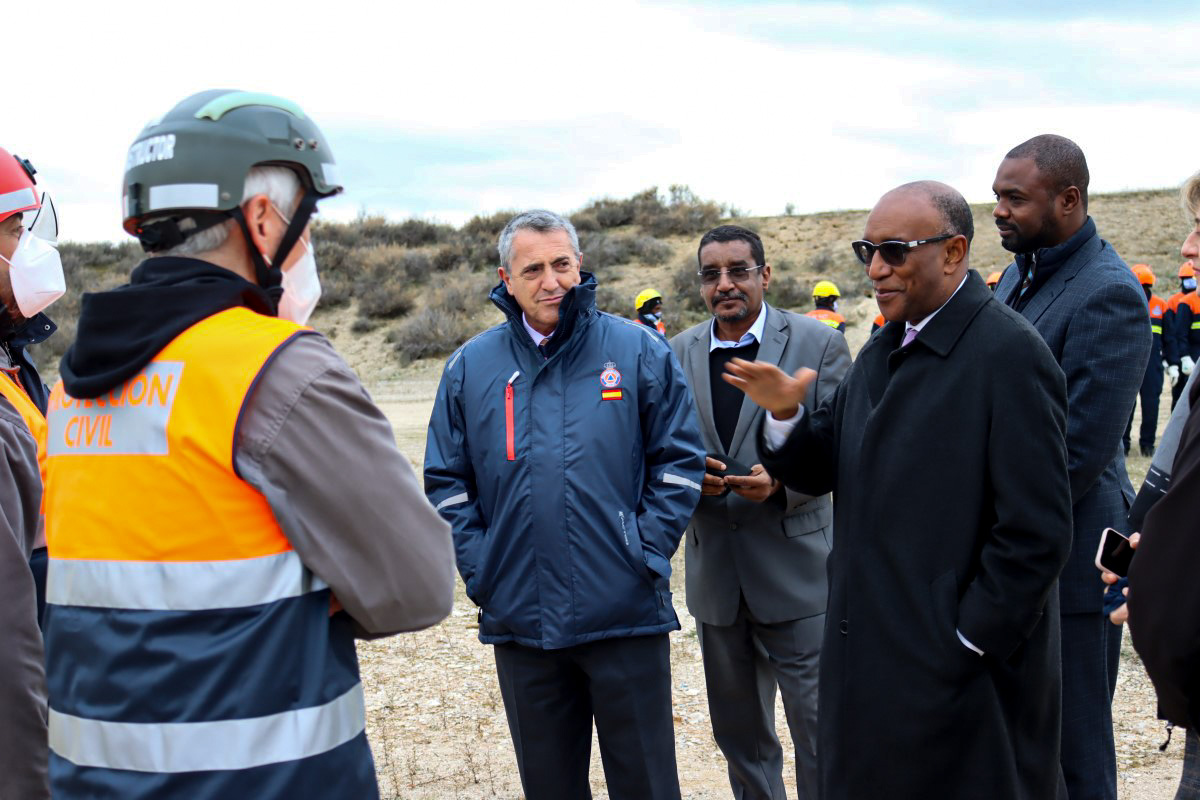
[
  {"x1": 42, "y1": 307, "x2": 375, "y2": 797},
  {"x1": 0, "y1": 369, "x2": 47, "y2": 520},
  {"x1": 805, "y1": 308, "x2": 846, "y2": 330}
]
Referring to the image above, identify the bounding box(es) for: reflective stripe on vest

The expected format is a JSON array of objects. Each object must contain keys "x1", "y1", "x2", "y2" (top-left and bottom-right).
[
  {"x1": 49, "y1": 682, "x2": 365, "y2": 773},
  {"x1": 1152, "y1": 325, "x2": 1162, "y2": 335},
  {"x1": 43, "y1": 308, "x2": 371, "y2": 792}
]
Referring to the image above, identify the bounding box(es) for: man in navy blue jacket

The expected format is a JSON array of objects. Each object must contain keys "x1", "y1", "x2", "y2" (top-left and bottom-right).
[
  {"x1": 993, "y1": 135, "x2": 1151, "y2": 800},
  {"x1": 424, "y1": 209, "x2": 705, "y2": 800}
]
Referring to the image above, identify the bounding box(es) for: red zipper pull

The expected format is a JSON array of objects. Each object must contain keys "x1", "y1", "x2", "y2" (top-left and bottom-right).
[{"x1": 505, "y1": 371, "x2": 519, "y2": 461}]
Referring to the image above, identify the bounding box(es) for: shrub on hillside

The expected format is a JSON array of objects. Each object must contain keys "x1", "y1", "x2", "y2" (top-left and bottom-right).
[
  {"x1": 574, "y1": 186, "x2": 723, "y2": 237},
  {"x1": 314, "y1": 216, "x2": 450, "y2": 249},
  {"x1": 387, "y1": 269, "x2": 494, "y2": 363},
  {"x1": 579, "y1": 232, "x2": 672, "y2": 272},
  {"x1": 44, "y1": 241, "x2": 144, "y2": 369},
  {"x1": 670, "y1": 258, "x2": 708, "y2": 314}
]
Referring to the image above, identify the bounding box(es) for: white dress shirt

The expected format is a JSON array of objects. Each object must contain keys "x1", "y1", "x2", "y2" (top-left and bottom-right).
[
  {"x1": 709, "y1": 303, "x2": 769, "y2": 351},
  {"x1": 522, "y1": 314, "x2": 554, "y2": 345}
]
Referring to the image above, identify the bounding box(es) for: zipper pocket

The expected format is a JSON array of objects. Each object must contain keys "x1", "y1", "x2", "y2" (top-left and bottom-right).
[{"x1": 505, "y1": 371, "x2": 519, "y2": 461}]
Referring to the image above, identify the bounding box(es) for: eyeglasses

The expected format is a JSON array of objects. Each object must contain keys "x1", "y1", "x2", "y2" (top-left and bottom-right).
[
  {"x1": 851, "y1": 234, "x2": 954, "y2": 268},
  {"x1": 697, "y1": 265, "x2": 766, "y2": 285}
]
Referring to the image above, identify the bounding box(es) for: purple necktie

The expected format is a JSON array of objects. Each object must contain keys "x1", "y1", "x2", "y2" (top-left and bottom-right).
[{"x1": 901, "y1": 326, "x2": 919, "y2": 348}]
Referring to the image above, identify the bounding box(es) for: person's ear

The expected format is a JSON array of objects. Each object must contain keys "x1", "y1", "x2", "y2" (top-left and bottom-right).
[
  {"x1": 944, "y1": 236, "x2": 968, "y2": 272},
  {"x1": 498, "y1": 265, "x2": 513, "y2": 294},
  {"x1": 1059, "y1": 186, "x2": 1082, "y2": 217},
  {"x1": 761, "y1": 263, "x2": 771, "y2": 292},
  {"x1": 240, "y1": 194, "x2": 275, "y2": 257}
]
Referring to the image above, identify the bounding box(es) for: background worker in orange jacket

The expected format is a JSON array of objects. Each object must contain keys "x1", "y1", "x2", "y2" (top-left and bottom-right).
[
  {"x1": 1168, "y1": 260, "x2": 1199, "y2": 408},
  {"x1": 1124, "y1": 264, "x2": 1168, "y2": 456},
  {"x1": 806, "y1": 280, "x2": 845, "y2": 332},
  {"x1": 986, "y1": 270, "x2": 1003, "y2": 291},
  {"x1": 635, "y1": 287, "x2": 667, "y2": 335}
]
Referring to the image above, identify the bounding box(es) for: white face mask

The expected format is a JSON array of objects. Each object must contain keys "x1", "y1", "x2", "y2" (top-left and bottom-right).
[
  {"x1": 0, "y1": 228, "x2": 65, "y2": 318},
  {"x1": 263, "y1": 203, "x2": 322, "y2": 325},
  {"x1": 276, "y1": 237, "x2": 321, "y2": 324}
]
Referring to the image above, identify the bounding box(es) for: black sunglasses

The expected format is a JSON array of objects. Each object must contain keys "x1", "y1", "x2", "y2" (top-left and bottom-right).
[{"x1": 851, "y1": 234, "x2": 955, "y2": 268}]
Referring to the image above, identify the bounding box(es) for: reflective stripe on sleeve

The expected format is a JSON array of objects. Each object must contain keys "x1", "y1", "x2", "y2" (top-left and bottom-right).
[
  {"x1": 663, "y1": 472, "x2": 702, "y2": 492},
  {"x1": 49, "y1": 682, "x2": 365, "y2": 773},
  {"x1": 1192, "y1": 322, "x2": 1200, "y2": 330},
  {"x1": 47, "y1": 550, "x2": 328, "y2": 611},
  {"x1": 435, "y1": 492, "x2": 470, "y2": 511},
  {"x1": 1151, "y1": 325, "x2": 1162, "y2": 334}
]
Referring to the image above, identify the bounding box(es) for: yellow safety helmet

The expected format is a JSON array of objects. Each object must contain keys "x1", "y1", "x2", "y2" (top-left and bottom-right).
[
  {"x1": 635, "y1": 288, "x2": 663, "y2": 313},
  {"x1": 812, "y1": 280, "x2": 840, "y2": 299}
]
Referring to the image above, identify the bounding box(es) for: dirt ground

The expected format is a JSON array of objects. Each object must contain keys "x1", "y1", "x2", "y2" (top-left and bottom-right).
[{"x1": 359, "y1": 309, "x2": 1185, "y2": 799}]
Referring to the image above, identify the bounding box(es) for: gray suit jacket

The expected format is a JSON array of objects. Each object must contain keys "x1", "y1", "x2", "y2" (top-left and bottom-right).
[
  {"x1": 994, "y1": 219, "x2": 1151, "y2": 614},
  {"x1": 671, "y1": 306, "x2": 851, "y2": 626}
]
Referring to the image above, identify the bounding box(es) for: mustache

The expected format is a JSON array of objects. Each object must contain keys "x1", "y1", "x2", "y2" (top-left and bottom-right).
[
  {"x1": 713, "y1": 290, "x2": 748, "y2": 303},
  {"x1": 995, "y1": 221, "x2": 1016, "y2": 231}
]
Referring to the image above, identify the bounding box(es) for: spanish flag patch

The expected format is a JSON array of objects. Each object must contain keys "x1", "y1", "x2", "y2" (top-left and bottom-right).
[{"x1": 601, "y1": 388, "x2": 623, "y2": 401}]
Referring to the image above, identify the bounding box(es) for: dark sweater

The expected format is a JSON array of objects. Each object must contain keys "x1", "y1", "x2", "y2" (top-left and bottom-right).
[{"x1": 708, "y1": 341, "x2": 760, "y2": 452}]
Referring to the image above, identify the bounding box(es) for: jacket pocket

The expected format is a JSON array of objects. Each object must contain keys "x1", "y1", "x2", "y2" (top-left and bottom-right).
[
  {"x1": 617, "y1": 510, "x2": 661, "y2": 585},
  {"x1": 781, "y1": 505, "x2": 827, "y2": 539},
  {"x1": 929, "y1": 569, "x2": 982, "y2": 671}
]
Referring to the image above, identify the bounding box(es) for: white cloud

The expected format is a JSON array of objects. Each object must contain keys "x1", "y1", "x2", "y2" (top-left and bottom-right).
[{"x1": 8, "y1": 0, "x2": 1199, "y2": 242}]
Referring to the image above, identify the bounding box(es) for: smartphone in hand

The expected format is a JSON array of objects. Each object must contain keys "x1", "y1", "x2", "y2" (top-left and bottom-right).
[{"x1": 1095, "y1": 527, "x2": 1135, "y2": 578}]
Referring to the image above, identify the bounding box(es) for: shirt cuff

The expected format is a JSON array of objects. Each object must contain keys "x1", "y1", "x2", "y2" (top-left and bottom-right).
[
  {"x1": 763, "y1": 408, "x2": 804, "y2": 450},
  {"x1": 957, "y1": 628, "x2": 984, "y2": 656}
]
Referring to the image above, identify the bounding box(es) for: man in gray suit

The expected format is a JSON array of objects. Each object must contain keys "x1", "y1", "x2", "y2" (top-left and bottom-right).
[{"x1": 670, "y1": 225, "x2": 851, "y2": 799}]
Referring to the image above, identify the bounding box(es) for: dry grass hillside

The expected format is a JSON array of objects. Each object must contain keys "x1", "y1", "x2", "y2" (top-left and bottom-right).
[{"x1": 47, "y1": 186, "x2": 1189, "y2": 385}]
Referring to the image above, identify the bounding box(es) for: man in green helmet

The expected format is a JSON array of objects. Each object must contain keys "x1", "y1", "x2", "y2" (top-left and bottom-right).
[{"x1": 41, "y1": 90, "x2": 456, "y2": 798}]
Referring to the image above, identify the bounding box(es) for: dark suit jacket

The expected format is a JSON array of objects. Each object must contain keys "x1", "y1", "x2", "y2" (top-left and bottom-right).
[
  {"x1": 671, "y1": 306, "x2": 851, "y2": 626},
  {"x1": 762, "y1": 271, "x2": 1072, "y2": 798},
  {"x1": 994, "y1": 218, "x2": 1151, "y2": 614}
]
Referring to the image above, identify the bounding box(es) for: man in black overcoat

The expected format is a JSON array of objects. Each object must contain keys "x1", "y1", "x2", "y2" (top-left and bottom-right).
[{"x1": 724, "y1": 181, "x2": 1074, "y2": 799}]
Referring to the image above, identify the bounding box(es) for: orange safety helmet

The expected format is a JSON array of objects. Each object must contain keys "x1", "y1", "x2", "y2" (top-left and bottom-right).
[
  {"x1": 1180, "y1": 261, "x2": 1195, "y2": 279},
  {"x1": 0, "y1": 147, "x2": 41, "y2": 224},
  {"x1": 985, "y1": 271, "x2": 1003, "y2": 287},
  {"x1": 1132, "y1": 264, "x2": 1155, "y2": 286}
]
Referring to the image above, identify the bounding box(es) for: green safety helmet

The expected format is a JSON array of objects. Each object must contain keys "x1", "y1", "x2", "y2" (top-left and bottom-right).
[{"x1": 122, "y1": 90, "x2": 344, "y2": 303}]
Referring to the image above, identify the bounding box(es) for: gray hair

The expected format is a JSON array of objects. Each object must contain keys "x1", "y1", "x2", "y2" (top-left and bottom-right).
[
  {"x1": 158, "y1": 166, "x2": 303, "y2": 257},
  {"x1": 1183, "y1": 170, "x2": 1200, "y2": 218},
  {"x1": 497, "y1": 209, "x2": 580, "y2": 268}
]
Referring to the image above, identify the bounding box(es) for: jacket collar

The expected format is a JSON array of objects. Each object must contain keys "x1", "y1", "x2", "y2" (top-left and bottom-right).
[
  {"x1": 908, "y1": 270, "x2": 993, "y2": 358},
  {"x1": 1014, "y1": 216, "x2": 1096, "y2": 277},
  {"x1": 860, "y1": 270, "x2": 992, "y2": 404},
  {"x1": 490, "y1": 271, "x2": 598, "y2": 358}
]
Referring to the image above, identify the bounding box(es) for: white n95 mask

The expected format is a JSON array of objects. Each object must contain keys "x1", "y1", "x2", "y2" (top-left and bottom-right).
[
  {"x1": 1, "y1": 228, "x2": 65, "y2": 318},
  {"x1": 276, "y1": 237, "x2": 322, "y2": 325}
]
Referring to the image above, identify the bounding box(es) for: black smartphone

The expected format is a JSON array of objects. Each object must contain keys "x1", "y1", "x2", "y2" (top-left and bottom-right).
[
  {"x1": 706, "y1": 453, "x2": 753, "y2": 479},
  {"x1": 1094, "y1": 527, "x2": 1134, "y2": 578}
]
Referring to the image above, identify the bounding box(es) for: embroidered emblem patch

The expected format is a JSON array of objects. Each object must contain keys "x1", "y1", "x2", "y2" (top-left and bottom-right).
[{"x1": 600, "y1": 361, "x2": 622, "y2": 388}]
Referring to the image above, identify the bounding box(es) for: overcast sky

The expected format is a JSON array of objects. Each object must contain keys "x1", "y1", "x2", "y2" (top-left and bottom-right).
[{"x1": 9, "y1": 0, "x2": 1199, "y2": 242}]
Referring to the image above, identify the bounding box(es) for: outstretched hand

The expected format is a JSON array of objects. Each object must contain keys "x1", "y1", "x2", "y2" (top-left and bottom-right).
[{"x1": 722, "y1": 359, "x2": 818, "y2": 419}]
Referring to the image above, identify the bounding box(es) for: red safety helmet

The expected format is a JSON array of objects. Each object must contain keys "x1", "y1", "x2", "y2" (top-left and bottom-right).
[{"x1": 0, "y1": 148, "x2": 41, "y2": 224}]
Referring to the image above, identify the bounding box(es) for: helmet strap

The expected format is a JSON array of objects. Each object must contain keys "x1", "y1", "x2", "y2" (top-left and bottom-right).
[{"x1": 230, "y1": 189, "x2": 319, "y2": 312}]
